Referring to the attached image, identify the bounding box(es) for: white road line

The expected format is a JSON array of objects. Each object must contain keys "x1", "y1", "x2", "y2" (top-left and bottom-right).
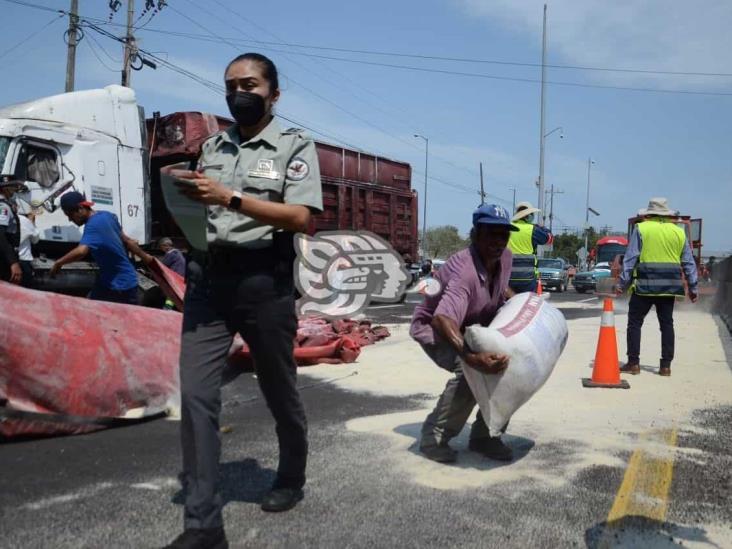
[
  {"x1": 579, "y1": 297, "x2": 598, "y2": 303},
  {"x1": 23, "y1": 482, "x2": 115, "y2": 510}
]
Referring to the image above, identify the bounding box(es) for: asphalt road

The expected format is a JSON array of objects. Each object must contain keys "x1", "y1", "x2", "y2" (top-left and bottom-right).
[{"x1": 1, "y1": 291, "x2": 730, "y2": 548}]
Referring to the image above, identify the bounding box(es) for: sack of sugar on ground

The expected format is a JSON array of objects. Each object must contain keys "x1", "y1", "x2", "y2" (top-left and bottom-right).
[{"x1": 462, "y1": 293, "x2": 568, "y2": 436}]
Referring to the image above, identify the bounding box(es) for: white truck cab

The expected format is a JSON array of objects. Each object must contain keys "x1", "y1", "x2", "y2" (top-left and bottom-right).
[{"x1": 0, "y1": 85, "x2": 149, "y2": 249}]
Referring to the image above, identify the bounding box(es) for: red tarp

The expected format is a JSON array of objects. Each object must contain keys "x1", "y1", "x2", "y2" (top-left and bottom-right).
[
  {"x1": 0, "y1": 262, "x2": 390, "y2": 438},
  {"x1": 0, "y1": 281, "x2": 182, "y2": 438}
]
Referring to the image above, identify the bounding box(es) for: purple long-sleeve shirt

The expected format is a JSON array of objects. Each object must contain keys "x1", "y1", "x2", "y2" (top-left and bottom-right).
[{"x1": 410, "y1": 245, "x2": 513, "y2": 346}]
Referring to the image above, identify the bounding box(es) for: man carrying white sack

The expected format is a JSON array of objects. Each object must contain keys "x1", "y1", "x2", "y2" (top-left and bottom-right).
[{"x1": 410, "y1": 204, "x2": 518, "y2": 463}]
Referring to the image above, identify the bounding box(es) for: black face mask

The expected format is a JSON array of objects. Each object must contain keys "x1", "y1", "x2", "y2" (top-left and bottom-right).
[{"x1": 226, "y1": 91, "x2": 267, "y2": 127}]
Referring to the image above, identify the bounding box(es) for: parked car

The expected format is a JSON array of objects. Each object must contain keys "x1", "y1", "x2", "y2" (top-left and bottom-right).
[
  {"x1": 573, "y1": 262, "x2": 612, "y2": 293},
  {"x1": 537, "y1": 258, "x2": 570, "y2": 292}
]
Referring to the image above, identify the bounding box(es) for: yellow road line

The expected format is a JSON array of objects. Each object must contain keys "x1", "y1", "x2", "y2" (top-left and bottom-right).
[{"x1": 607, "y1": 427, "x2": 679, "y2": 523}]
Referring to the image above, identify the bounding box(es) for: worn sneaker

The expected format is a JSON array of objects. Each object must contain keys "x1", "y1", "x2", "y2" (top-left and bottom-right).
[
  {"x1": 162, "y1": 527, "x2": 228, "y2": 549},
  {"x1": 419, "y1": 443, "x2": 457, "y2": 463},
  {"x1": 659, "y1": 367, "x2": 671, "y2": 377},
  {"x1": 469, "y1": 437, "x2": 514, "y2": 461},
  {"x1": 620, "y1": 362, "x2": 641, "y2": 375}
]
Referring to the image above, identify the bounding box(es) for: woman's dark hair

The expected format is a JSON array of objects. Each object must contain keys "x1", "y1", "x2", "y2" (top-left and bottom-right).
[{"x1": 225, "y1": 52, "x2": 279, "y2": 95}]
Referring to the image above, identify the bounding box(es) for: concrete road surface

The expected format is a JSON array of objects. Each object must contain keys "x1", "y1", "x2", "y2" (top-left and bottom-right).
[{"x1": 1, "y1": 291, "x2": 730, "y2": 548}]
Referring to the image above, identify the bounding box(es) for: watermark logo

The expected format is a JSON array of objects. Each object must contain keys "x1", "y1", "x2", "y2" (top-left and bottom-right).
[{"x1": 294, "y1": 231, "x2": 410, "y2": 319}]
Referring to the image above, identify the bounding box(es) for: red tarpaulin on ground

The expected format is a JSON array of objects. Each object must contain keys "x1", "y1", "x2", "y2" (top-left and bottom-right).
[
  {"x1": 0, "y1": 281, "x2": 182, "y2": 438},
  {"x1": 0, "y1": 262, "x2": 390, "y2": 438}
]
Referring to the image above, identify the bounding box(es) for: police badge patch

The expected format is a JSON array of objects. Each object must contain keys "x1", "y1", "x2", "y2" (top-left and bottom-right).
[{"x1": 287, "y1": 157, "x2": 309, "y2": 181}]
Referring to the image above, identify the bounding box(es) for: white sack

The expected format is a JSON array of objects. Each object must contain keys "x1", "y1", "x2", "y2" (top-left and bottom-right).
[{"x1": 462, "y1": 293, "x2": 568, "y2": 436}]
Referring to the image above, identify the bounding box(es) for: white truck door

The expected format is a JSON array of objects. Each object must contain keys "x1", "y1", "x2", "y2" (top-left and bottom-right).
[
  {"x1": 79, "y1": 140, "x2": 120, "y2": 219},
  {"x1": 117, "y1": 144, "x2": 147, "y2": 244}
]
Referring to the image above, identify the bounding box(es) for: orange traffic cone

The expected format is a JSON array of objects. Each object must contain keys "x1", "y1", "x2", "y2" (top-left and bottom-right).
[
  {"x1": 536, "y1": 279, "x2": 543, "y2": 296},
  {"x1": 582, "y1": 298, "x2": 630, "y2": 389}
]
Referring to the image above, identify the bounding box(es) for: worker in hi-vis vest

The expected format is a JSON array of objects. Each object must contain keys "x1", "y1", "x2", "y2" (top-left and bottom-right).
[
  {"x1": 617, "y1": 197, "x2": 698, "y2": 378},
  {"x1": 507, "y1": 201, "x2": 552, "y2": 293}
]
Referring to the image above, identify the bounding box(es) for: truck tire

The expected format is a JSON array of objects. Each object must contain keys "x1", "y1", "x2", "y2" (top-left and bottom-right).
[{"x1": 576, "y1": 287, "x2": 586, "y2": 294}]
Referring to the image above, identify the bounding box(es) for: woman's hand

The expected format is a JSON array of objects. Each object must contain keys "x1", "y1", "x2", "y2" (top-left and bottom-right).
[{"x1": 176, "y1": 171, "x2": 233, "y2": 207}]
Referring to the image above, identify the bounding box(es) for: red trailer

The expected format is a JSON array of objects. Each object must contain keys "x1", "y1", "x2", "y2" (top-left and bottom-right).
[{"x1": 146, "y1": 112, "x2": 419, "y2": 260}]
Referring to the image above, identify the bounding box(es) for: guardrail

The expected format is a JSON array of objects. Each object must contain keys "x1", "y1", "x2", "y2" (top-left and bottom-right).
[{"x1": 714, "y1": 257, "x2": 732, "y2": 333}]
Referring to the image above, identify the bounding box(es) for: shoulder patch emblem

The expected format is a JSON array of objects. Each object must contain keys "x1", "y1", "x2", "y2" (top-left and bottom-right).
[{"x1": 287, "y1": 157, "x2": 309, "y2": 181}]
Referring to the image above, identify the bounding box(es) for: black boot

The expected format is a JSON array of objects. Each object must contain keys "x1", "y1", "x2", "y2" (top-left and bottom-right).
[
  {"x1": 261, "y1": 487, "x2": 304, "y2": 512},
  {"x1": 469, "y1": 436, "x2": 514, "y2": 461},
  {"x1": 162, "y1": 527, "x2": 228, "y2": 549},
  {"x1": 419, "y1": 442, "x2": 457, "y2": 463}
]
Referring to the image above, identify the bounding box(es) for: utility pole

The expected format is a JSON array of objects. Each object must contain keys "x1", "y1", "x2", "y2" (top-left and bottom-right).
[
  {"x1": 509, "y1": 187, "x2": 516, "y2": 213},
  {"x1": 121, "y1": 0, "x2": 135, "y2": 87},
  {"x1": 537, "y1": 3, "x2": 548, "y2": 225},
  {"x1": 414, "y1": 134, "x2": 429, "y2": 258},
  {"x1": 546, "y1": 185, "x2": 564, "y2": 233},
  {"x1": 64, "y1": 0, "x2": 79, "y2": 92},
  {"x1": 479, "y1": 162, "x2": 485, "y2": 205}
]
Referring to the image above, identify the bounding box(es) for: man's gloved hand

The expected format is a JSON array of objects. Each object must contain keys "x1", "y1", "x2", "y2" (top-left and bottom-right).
[{"x1": 688, "y1": 290, "x2": 698, "y2": 303}]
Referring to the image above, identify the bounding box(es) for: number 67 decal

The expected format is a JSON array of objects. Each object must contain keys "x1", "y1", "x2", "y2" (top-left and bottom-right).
[{"x1": 127, "y1": 204, "x2": 139, "y2": 217}]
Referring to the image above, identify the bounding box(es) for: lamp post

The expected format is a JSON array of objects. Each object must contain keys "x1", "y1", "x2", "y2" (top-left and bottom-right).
[
  {"x1": 540, "y1": 126, "x2": 563, "y2": 226},
  {"x1": 584, "y1": 157, "x2": 597, "y2": 270},
  {"x1": 414, "y1": 134, "x2": 429, "y2": 259}
]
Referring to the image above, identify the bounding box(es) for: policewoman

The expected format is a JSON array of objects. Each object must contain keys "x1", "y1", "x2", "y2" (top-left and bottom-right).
[{"x1": 164, "y1": 53, "x2": 322, "y2": 549}]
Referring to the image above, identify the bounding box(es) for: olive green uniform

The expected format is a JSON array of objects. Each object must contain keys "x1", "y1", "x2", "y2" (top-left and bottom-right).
[{"x1": 179, "y1": 118, "x2": 322, "y2": 530}]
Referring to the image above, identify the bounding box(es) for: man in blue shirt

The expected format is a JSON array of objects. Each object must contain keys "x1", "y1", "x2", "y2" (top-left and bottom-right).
[{"x1": 50, "y1": 192, "x2": 153, "y2": 305}]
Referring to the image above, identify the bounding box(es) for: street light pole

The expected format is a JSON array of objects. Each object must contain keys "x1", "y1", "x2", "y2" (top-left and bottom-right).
[
  {"x1": 537, "y1": 3, "x2": 548, "y2": 224},
  {"x1": 414, "y1": 134, "x2": 429, "y2": 258},
  {"x1": 584, "y1": 157, "x2": 595, "y2": 269}
]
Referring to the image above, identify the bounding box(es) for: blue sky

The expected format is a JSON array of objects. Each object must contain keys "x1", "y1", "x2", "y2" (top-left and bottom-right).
[{"x1": 2, "y1": 0, "x2": 731, "y2": 253}]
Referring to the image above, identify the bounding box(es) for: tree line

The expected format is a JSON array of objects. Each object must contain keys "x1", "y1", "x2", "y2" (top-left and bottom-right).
[{"x1": 423, "y1": 225, "x2": 617, "y2": 266}]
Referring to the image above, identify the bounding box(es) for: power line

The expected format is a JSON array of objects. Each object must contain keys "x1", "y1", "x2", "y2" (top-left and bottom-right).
[
  {"x1": 251, "y1": 51, "x2": 732, "y2": 98},
  {"x1": 122, "y1": 25, "x2": 732, "y2": 96},
  {"x1": 166, "y1": 3, "x2": 434, "y2": 156},
  {"x1": 0, "y1": 12, "x2": 64, "y2": 60},
  {"x1": 83, "y1": 31, "x2": 117, "y2": 72},
  {"x1": 85, "y1": 27, "x2": 120, "y2": 64},
  {"x1": 205, "y1": 0, "x2": 430, "y2": 136},
  {"x1": 5, "y1": 0, "x2": 732, "y2": 81},
  {"x1": 164, "y1": 3, "x2": 509, "y2": 189}
]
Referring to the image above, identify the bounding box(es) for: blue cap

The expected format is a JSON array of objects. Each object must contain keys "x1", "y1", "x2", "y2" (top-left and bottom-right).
[
  {"x1": 472, "y1": 204, "x2": 519, "y2": 231},
  {"x1": 59, "y1": 191, "x2": 93, "y2": 212}
]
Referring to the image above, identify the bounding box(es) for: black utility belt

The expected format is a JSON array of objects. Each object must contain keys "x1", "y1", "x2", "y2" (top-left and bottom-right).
[{"x1": 206, "y1": 245, "x2": 275, "y2": 268}]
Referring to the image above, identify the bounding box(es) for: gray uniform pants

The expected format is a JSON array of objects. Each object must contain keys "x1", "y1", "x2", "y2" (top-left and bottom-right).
[
  {"x1": 420, "y1": 341, "x2": 492, "y2": 448},
  {"x1": 179, "y1": 254, "x2": 307, "y2": 529}
]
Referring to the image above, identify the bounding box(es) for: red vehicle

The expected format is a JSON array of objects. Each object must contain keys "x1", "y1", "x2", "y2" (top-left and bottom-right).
[
  {"x1": 147, "y1": 112, "x2": 419, "y2": 261},
  {"x1": 589, "y1": 236, "x2": 629, "y2": 267}
]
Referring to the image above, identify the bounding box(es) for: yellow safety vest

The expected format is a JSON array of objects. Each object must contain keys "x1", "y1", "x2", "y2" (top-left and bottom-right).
[
  {"x1": 508, "y1": 220, "x2": 536, "y2": 283},
  {"x1": 633, "y1": 219, "x2": 686, "y2": 297}
]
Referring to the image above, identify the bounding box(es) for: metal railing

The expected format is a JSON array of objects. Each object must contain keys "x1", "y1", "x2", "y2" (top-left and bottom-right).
[{"x1": 713, "y1": 257, "x2": 732, "y2": 334}]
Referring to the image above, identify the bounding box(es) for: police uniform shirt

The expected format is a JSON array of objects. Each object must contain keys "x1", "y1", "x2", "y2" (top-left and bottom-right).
[
  {"x1": 199, "y1": 118, "x2": 323, "y2": 249},
  {"x1": 0, "y1": 197, "x2": 19, "y2": 244}
]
